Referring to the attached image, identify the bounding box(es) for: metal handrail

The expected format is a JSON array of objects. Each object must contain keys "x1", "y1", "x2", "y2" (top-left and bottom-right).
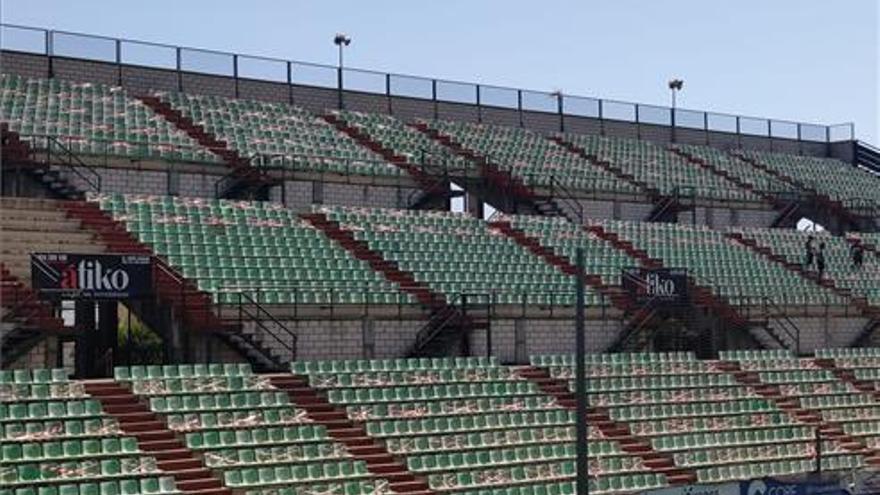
[
  {"x1": 234, "y1": 290, "x2": 297, "y2": 360},
  {"x1": 0, "y1": 23, "x2": 852, "y2": 143}
]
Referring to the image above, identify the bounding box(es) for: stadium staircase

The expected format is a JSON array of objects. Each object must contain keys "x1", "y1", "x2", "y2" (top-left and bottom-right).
[
  {"x1": 856, "y1": 141, "x2": 880, "y2": 175},
  {"x1": 0, "y1": 197, "x2": 106, "y2": 366},
  {"x1": 718, "y1": 360, "x2": 880, "y2": 466},
  {"x1": 137, "y1": 96, "x2": 278, "y2": 199},
  {"x1": 1, "y1": 124, "x2": 100, "y2": 200},
  {"x1": 669, "y1": 147, "x2": 804, "y2": 228},
  {"x1": 268, "y1": 374, "x2": 434, "y2": 494},
  {"x1": 487, "y1": 220, "x2": 666, "y2": 350},
  {"x1": 54, "y1": 200, "x2": 289, "y2": 371},
  {"x1": 84, "y1": 379, "x2": 233, "y2": 495},
  {"x1": 322, "y1": 113, "x2": 455, "y2": 209},
  {"x1": 516, "y1": 366, "x2": 699, "y2": 485},
  {"x1": 588, "y1": 223, "x2": 797, "y2": 352},
  {"x1": 1, "y1": 263, "x2": 67, "y2": 367},
  {"x1": 301, "y1": 211, "x2": 486, "y2": 357},
  {"x1": 411, "y1": 123, "x2": 579, "y2": 224},
  {"x1": 732, "y1": 151, "x2": 874, "y2": 232},
  {"x1": 552, "y1": 137, "x2": 689, "y2": 223}
]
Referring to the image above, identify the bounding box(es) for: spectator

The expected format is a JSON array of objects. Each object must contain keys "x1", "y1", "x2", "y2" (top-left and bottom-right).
[
  {"x1": 816, "y1": 242, "x2": 826, "y2": 279},
  {"x1": 853, "y1": 244, "x2": 864, "y2": 270},
  {"x1": 804, "y1": 236, "x2": 815, "y2": 270}
]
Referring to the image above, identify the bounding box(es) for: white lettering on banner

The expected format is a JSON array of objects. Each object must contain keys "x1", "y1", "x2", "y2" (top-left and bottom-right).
[
  {"x1": 78, "y1": 260, "x2": 131, "y2": 291},
  {"x1": 747, "y1": 481, "x2": 800, "y2": 495},
  {"x1": 645, "y1": 272, "x2": 677, "y2": 297}
]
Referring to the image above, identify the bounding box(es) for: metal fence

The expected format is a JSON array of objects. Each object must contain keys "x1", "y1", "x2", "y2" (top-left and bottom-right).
[{"x1": 0, "y1": 23, "x2": 856, "y2": 144}]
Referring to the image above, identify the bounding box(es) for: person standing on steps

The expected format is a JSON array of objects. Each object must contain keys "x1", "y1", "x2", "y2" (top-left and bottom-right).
[
  {"x1": 816, "y1": 242, "x2": 826, "y2": 280},
  {"x1": 804, "y1": 235, "x2": 815, "y2": 271},
  {"x1": 854, "y1": 244, "x2": 865, "y2": 270}
]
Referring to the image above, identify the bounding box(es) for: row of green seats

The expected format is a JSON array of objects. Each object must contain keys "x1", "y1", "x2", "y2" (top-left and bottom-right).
[
  {"x1": 0, "y1": 476, "x2": 179, "y2": 495},
  {"x1": 1, "y1": 437, "x2": 139, "y2": 462}
]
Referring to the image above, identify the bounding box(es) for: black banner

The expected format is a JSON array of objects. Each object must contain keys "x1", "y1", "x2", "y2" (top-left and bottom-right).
[
  {"x1": 32, "y1": 253, "x2": 152, "y2": 300},
  {"x1": 622, "y1": 267, "x2": 689, "y2": 306}
]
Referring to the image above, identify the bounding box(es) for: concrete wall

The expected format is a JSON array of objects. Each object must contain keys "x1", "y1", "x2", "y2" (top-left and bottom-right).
[
  {"x1": 0, "y1": 50, "x2": 841, "y2": 157},
  {"x1": 4, "y1": 337, "x2": 58, "y2": 369},
  {"x1": 241, "y1": 316, "x2": 623, "y2": 364},
  {"x1": 771, "y1": 316, "x2": 868, "y2": 353}
]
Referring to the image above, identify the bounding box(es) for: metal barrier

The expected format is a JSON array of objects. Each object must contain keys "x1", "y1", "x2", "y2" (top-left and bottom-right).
[{"x1": 0, "y1": 23, "x2": 855, "y2": 144}]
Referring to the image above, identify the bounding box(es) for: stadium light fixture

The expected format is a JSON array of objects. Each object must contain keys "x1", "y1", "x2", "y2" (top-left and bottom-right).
[
  {"x1": 333, "y1": 33, "x2": 352, "y2": 68},
  {"x1": 333, "y1": 33, "x2": 352, "y2": 110},
  {"x1": 668, "y1": 79, "x2": 684, "y2": 109}
]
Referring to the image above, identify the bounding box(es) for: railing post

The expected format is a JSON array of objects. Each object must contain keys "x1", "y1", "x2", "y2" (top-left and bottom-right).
[
  {"x1": 385, "y1": 73, "x2": 392, "y2": 115},
  {"x1": 517, "y1": 90, "x2": 523, "y2": 128},
  {"x1": 598, "y1": 99, "x2": 605, "y2": 136},
  {"x1": 635, "y1": 104, "x2": 641, "y2": 140},
  {"x1": 476, "y1": 85, "x2": 482, "y2": 123},
  {"x1": 557, "y1": 92, "x2": 564, "y2": 133},
  {"x1": 176, "y1": 47, "x2": 182, "y2": 92},
  {"x1": 287, "y1": 61, "x2": 293, "y2": 104},
  {"x1": 115, "y1": 39, "x2": 122, "y2": 86},
  {"x1": 432, "y1": 79, "x2": 438, "y2": 121},
  {"x1": 233, "y1": 54, "x2": 239, "y2": 99},
  {"x1": 47, "y1": 30, "x2": 54, "y2": 78}
]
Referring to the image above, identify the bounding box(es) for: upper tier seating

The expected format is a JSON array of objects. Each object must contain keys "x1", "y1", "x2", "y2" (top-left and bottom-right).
[
  {"x1": 329, "y1": 110, "x2": 453, "y2": 165},
  {"x1": 90, "y1": 194, "x2": 411, "y2": 306},
  {"x1": 561, "y1": 133, "x2": 761, "y2": 203},
  {"x1": 673, "y1": 144, "x2": 791, "y2": 194},
  {"x1": 0, "y1": 368, "x2": 181, "y2": 495},
  {"x1": 424, "y1": 120, "x2": 642, "y2": 196},
  {"x1": 506, "y1": 215, "x2": 638, "y2": 287},
  {"x1": 741, "y1": 150, "x2": 880, "y2": 208},
  {"x1": 156, "y1": 92, "x2": 400, "y2": 177},
  {"x1": 736, "y1": 228, "x2": 880, "y2": 305},
  {"x1": 0, "y1": 74, "x2": 217, "y2": 164},
  {"x1": 320, "y1": 206, "x2": 599, "y2": 305},
  {"x1": 598, "y1": 220, "x2": 844, "y2": 307},
  {"x1": 113, "y1": 364, "x2": 386, "y2": 495}
]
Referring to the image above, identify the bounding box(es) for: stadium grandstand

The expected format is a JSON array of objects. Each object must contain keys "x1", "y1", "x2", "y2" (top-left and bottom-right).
[{"x1": 1, "y1": 14, "x2": 880, "y2": 495}]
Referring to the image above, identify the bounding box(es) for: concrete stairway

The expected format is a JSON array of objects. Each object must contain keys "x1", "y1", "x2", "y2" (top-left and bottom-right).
[
  {"x1": 718, "y1": 360, "x2": 880, "y2": 466},
  {"x1": 268, "y1": 374, "x2": 434, "y2": 495},
  {"x1": 300, "y1": 211, "x2": 442, "y2": 308},
  {"x1": 517, "y1": 366, "x2": 698, "y2": 485},
  {"x1": 84, "y1": 380, "x2": 232, "y2": 495}
]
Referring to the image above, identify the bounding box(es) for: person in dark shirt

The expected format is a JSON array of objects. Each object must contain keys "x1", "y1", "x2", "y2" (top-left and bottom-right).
[
  {"x1": 853, "y1": 244, "x2": 864, "y2": 270},
  {"x1": 816, "y1": 242, "x2": 826, "y2": 279},
  {"x1": 804, "y1": 236, "x2": 815, "y2": 270}
]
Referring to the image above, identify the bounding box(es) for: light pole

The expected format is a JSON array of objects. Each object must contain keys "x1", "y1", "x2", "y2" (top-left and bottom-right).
[
  {"x1": 668, "y1": 79, "x2": 683, "y2": 142},
  {"x1": 334, "y1": 33, "x2": 351, "y2": 109}
]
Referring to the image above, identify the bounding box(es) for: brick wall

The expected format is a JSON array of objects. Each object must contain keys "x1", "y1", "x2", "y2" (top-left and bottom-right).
[
  {"x1": 774, "y1": 316, "x2": 867, "y2": 352},
  {"x1": 323, "y1": 182, "x2": 417, "y2": 209}
]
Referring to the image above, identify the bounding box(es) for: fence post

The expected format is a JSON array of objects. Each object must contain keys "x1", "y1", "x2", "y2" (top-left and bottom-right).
[
  {"x1": 557, "y1": 92, "x2": 564, "y2": 133},
  {"x1": 287, "y1": 61, "x2": 293, "y2": 104},
  {"x1": 385, "y1": 73, "x2": 392, "y2": 115},
  {"x1": 476, "y1": 85, "x2": 482, "y2": 123},
  {"x1": 233, "y1": 54, "x2": 239, "y2": 98},
  {"x1": 115, "y1": 39, "x2": 122, "y2": 86},
  {"x1": 517, "y1": 90, "x2": 523, "y2": 128},
  {"x1": 635, "y1": 104, "x2": 641, "y2": 140},
  {"x1": 598, "y1": 99, "x2": 605, "y2": 136},
  {"x1": 47, "y1": 30, "x2": 54, "y2": 78},
  {"x1": 176, "y1": 47, "x2": 182, "y2": 92},
  {"x1": 432, "y1": 79, "x2": 438, "y2": 120}
]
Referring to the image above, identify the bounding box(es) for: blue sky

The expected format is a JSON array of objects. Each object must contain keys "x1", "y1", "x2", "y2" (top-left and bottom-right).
[{"x1": 3, "y1": 0, "x2": 878, "y2": 143}]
